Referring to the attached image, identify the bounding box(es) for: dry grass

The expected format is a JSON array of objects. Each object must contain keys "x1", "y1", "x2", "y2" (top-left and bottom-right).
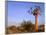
[{"x1": 6, "y1": 21, "x2": 45, "y2": 34}]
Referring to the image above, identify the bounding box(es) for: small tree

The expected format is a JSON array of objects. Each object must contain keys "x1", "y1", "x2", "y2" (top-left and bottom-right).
[{"x1": 21, "y1": 21, "x2": 35, "y2": 32}]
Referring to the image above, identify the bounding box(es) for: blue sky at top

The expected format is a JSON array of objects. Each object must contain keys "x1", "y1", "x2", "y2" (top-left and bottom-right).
[{"x1": 8, "y1": 1, "x2": 45, "y2": 26}]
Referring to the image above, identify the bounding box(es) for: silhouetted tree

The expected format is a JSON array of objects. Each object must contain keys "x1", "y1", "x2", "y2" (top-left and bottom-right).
[{"x1": 21, "y1": 21, "x2": 35, "y2": 32}]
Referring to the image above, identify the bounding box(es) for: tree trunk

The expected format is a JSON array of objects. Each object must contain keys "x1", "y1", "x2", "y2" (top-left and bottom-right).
[{"x1": 35, "y1": 15, "x2": 38, "y2": 32}]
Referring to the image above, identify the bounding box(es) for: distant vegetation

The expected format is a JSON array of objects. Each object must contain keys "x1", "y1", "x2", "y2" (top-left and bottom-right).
[{"x1": 6, "y1": 21, "x2": 45, "y2": 34}]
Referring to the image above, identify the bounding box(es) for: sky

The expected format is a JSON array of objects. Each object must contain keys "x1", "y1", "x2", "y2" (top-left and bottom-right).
[{"x1": 8, "y1": 1, "x2": 45, "y2": 26}]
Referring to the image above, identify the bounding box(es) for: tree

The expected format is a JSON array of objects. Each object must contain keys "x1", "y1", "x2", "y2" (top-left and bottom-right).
[
  {"x1": 21, "y1": 21, "x2": 35, "y2": 32},
  {"x1": 28, "y1": 6, "x2": 40, "y2": 32}
]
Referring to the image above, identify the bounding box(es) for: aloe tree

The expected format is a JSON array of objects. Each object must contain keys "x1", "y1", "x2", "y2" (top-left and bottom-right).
[{"x1": 28, "y1": 6, "x2": 40, "y2": 32}]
